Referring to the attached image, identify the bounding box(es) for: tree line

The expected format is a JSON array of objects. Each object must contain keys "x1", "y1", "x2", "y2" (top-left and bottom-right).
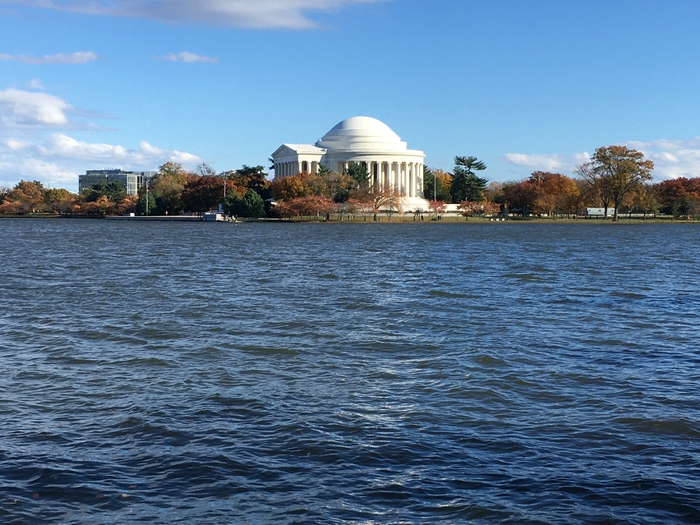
[
  {"x1": 0, "y1": 162, "x2": 270, "y2": 218},
  {"x1": 265, "y1": 147, "x2": 671, "y2": 221},
  {"x1": 139, "y1": 162, "x2": 268, "y2": 218},
  {"x1": 424, "y1": 146, "x2": 699, "y2": 221},
  {"x1": 2, "y1": 146, "x2": 699, "y2": 220}
]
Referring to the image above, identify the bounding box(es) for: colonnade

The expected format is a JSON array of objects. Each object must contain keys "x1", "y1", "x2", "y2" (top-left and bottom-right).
[
  {"x1": 275, "y1": 159, "x2": 424, "y2": 198},
  {"x1": 275, "y1": 161, "x2": 302, "y2": 178},
  {"x1": 338, "y1": 160, "x2": 424, "y2": 198}
]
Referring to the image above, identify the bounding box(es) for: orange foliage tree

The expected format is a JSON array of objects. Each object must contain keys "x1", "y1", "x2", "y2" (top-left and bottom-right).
[{"x1": 528, "y1": 171, "x2": 580, "y2": 217}]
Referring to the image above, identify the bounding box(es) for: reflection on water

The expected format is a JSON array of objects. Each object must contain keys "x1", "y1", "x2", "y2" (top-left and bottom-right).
[{"x1": 1, "y1": 220, "x2": 699, "y2": 524}]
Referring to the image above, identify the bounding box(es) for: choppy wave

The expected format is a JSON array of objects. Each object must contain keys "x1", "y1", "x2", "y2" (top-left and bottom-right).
[{"x1": 1, "y1": 220, "x2": 699, "y2": 523}]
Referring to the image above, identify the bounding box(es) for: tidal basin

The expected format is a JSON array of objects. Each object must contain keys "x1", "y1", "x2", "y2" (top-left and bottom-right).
[{"x1": 1, "y1": 220, "x2": 699, "y2": 524}]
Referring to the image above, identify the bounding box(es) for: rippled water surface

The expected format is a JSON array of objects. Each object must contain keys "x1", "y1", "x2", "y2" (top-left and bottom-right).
[{"x1": 1, "y1": 219, "x2": 700, "y2": 524}]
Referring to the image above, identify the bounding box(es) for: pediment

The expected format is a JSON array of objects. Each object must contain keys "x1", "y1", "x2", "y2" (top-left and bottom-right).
[
  {"x1": 271, "y1": 144, "x2": 295, "y2": 158},
  {"x1": 272, "y1": 144, "x2": 326, "y2": 160}
]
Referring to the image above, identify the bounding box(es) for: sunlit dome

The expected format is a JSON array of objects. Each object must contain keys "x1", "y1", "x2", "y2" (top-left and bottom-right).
[
  {"x1": 316, "y1": 116, "x2": 408, "y2": 152},
  {"x1": 272, "y1": 115, "x2": 427, "y2": 208}
]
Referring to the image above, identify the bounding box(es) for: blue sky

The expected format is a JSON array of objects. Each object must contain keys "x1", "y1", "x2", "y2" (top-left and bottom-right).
[{"x1": 2, "y1": 0, "x2": 700, "y2": 191}]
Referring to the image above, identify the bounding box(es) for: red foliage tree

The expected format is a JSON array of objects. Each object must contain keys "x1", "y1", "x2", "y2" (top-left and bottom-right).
[
  {"x1": 182, "y1": 175, "x2": 224, "y2": 212},
  {"x1": 653, "y1": 177, "x2": 700, "y2": 217}
]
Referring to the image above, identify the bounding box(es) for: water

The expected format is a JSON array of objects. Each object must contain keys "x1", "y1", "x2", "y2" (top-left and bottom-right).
[{"x1": 1, "y1": 219, "x2": 699, "y2": 524}]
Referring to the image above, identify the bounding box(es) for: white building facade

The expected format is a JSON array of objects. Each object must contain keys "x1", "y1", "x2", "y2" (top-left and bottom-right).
[{"x1": 272, "y1": 116, "x2": 428, "y2": 209}]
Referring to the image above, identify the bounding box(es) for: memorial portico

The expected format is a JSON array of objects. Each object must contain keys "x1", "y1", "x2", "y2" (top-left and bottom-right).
[{"x1": 271, "y1": 116, "x2": 428, "y2": 209}]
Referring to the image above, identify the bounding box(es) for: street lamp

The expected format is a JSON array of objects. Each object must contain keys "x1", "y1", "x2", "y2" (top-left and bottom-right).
[{"x1": 434, "y1": 170, "x2": 437, "y2": 202}]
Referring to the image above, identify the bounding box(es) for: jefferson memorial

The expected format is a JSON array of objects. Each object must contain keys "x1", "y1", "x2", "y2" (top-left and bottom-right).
[{"x1": 271, "y1": 116, "x2": 428, "y2": 209}]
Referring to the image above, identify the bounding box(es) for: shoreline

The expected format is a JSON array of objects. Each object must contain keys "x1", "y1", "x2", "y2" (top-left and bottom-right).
[{"x1": 1, "y1": 214, "x2": 698, "y2": 224}]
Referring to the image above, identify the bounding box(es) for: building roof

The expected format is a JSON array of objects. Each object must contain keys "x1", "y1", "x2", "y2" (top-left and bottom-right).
[
  {"x1": 282, "y1": 144, "x2": 327, "y2": 154},
  {"x1": 316, "y1": 116, "x2": 408, "y2": 153}
]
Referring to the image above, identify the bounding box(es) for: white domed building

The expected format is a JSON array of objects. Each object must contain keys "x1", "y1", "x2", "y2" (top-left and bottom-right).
[{"x1": 271, "y1": 116, "x2": 428, "y2": 209}]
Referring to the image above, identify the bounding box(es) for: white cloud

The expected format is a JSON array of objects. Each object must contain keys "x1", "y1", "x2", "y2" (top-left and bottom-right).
[
  {"x1": 0, "y1": 0, "x2": 386, "y2": 29},
  {"x1": 505, "y1": 138, "x2": 700, "y2": 181},
  {"x1": 503, "y1": 152, "x2": 584, "y2": 173},
  {"x1": 0, "y1": 87, "x2": 202, "y2": 190},
  {"x1": 0, "y1": 88, "x2": 71, "y2": 127},
  {"x1": 4, "y1": 133, "x2": 201, "y2": 165},
  {"x1": 0, "y1": 157, "x2": 77, "y2": 186},
  {"x1": 29, "y1": 78, "x2": 45, "y2": 89},
  {"x1": 0, "y1": 51, "x2": 98, "y2": 64},
  {"x1": 0, "y1": 88, "x2": 114, "y2": 130},
  {"x1": 161, "y1": 51, "x2": 219, "y2": 63},
  {"x1": 0, "y1": 133, "x2": 202, "y2": 189},
  {"x1": 626, "y1": 137, "x2": 700, "y2": 180}
]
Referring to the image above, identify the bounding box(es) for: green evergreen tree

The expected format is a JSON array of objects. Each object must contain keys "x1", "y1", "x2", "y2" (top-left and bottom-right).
[
  {"x1": 346, "y1": 162, "x2": 369, "y2": 187},
  {"x1": 139, "y1": 193, "x2": 156, "y2": 215},
  {"x1": 451, "y1": 156, "x2": 487, "y2": 202},
  {"x1": 84, "y1": 180, "x2": 127, "y2": 203},
  {"x1": 241, "y1": 189, "x2": 265, "y2": 218},
  {"x1": 223, "y1": 189, "x2": 244, "y2": 216}
]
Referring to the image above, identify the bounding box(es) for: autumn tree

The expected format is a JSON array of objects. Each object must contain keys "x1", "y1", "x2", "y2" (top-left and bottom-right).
[
  {"x1": 274, "y1": 199, "x2": 294, "y2": 219},
  {"x1": 115, "y1": 195, "x2": 139, "y2": 215},
  {"x1": 578, "y1": 146, "x2": 654, "y2": 221},
  {"x1": 335, "y1": 199, "x2": 358, "y2": 221},
  {"x1": 44, "y1": 188, "x2": 75, "y2": 214},
  {"x1": 158, "y1": 161, "x2": 187, "y2": 178},
  {"x1": 304, "y1": 195, "x2": 335, "y2": 220},
  {"x1": 195, "y1": 162, "x2": 217, "y2": 177},
  {"x1": 423, "y1": 167, "x2": 452, "y2": 202},
  {"x1": 182, "y1": 176, "x2": 225, "y2": 212},
  {"x1": 274, "y1": 196, "x2": 332, "y2": 220},
  {"x1": 575, "y1": 160, "x2": 613, "y2": 218},
  {"x1": 270, "y1": 173, "x2": 314, "y2": 201},
  {"x1": 79, "y1": 195, "x2": 114, "y2": 216},
  {"x1": 321, "y1": 171, "x2": 356, "y2": 202},
  {"x1": 231, "y1": 165, "x2": 271, "y2": 200},
  {"x1": 359, "y1": 188, "x2": 392, "y2": 221},
  {"x1": 653, "y1": 177, "x2": 700, "y2": 218},
  {"x1": 630, "y1": 184, "x2": 659, "y2": 219},
  {"x1": 451, "y1": 156, "x2": 487, "y2": 203},
  {"x1": 44, "y1": 188, "x2": 72, "y2": 204},
  {"x1": 484, "y1": 181, "x2": 504, "y2": 205},
  {"x1": 139, "y1": 162, "x2": 192, "y2": 215},
  {"x1": 427, "y1": 199, "x2": 447, "y2": 219},
  {"x1": 6, "y1": 180, "x2": 46, "y2": 212},
  {"x1": 528, "y1": 171, "x2": 579, "y2": 218},
  {"x1": 502, "y1": 180, "x2": 536, "y2": 217}
]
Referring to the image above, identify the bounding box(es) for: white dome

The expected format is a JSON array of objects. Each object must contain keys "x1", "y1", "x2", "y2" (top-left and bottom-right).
[{"x1": 316, "y1": 116, "x2": 408, "y2": 152}]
